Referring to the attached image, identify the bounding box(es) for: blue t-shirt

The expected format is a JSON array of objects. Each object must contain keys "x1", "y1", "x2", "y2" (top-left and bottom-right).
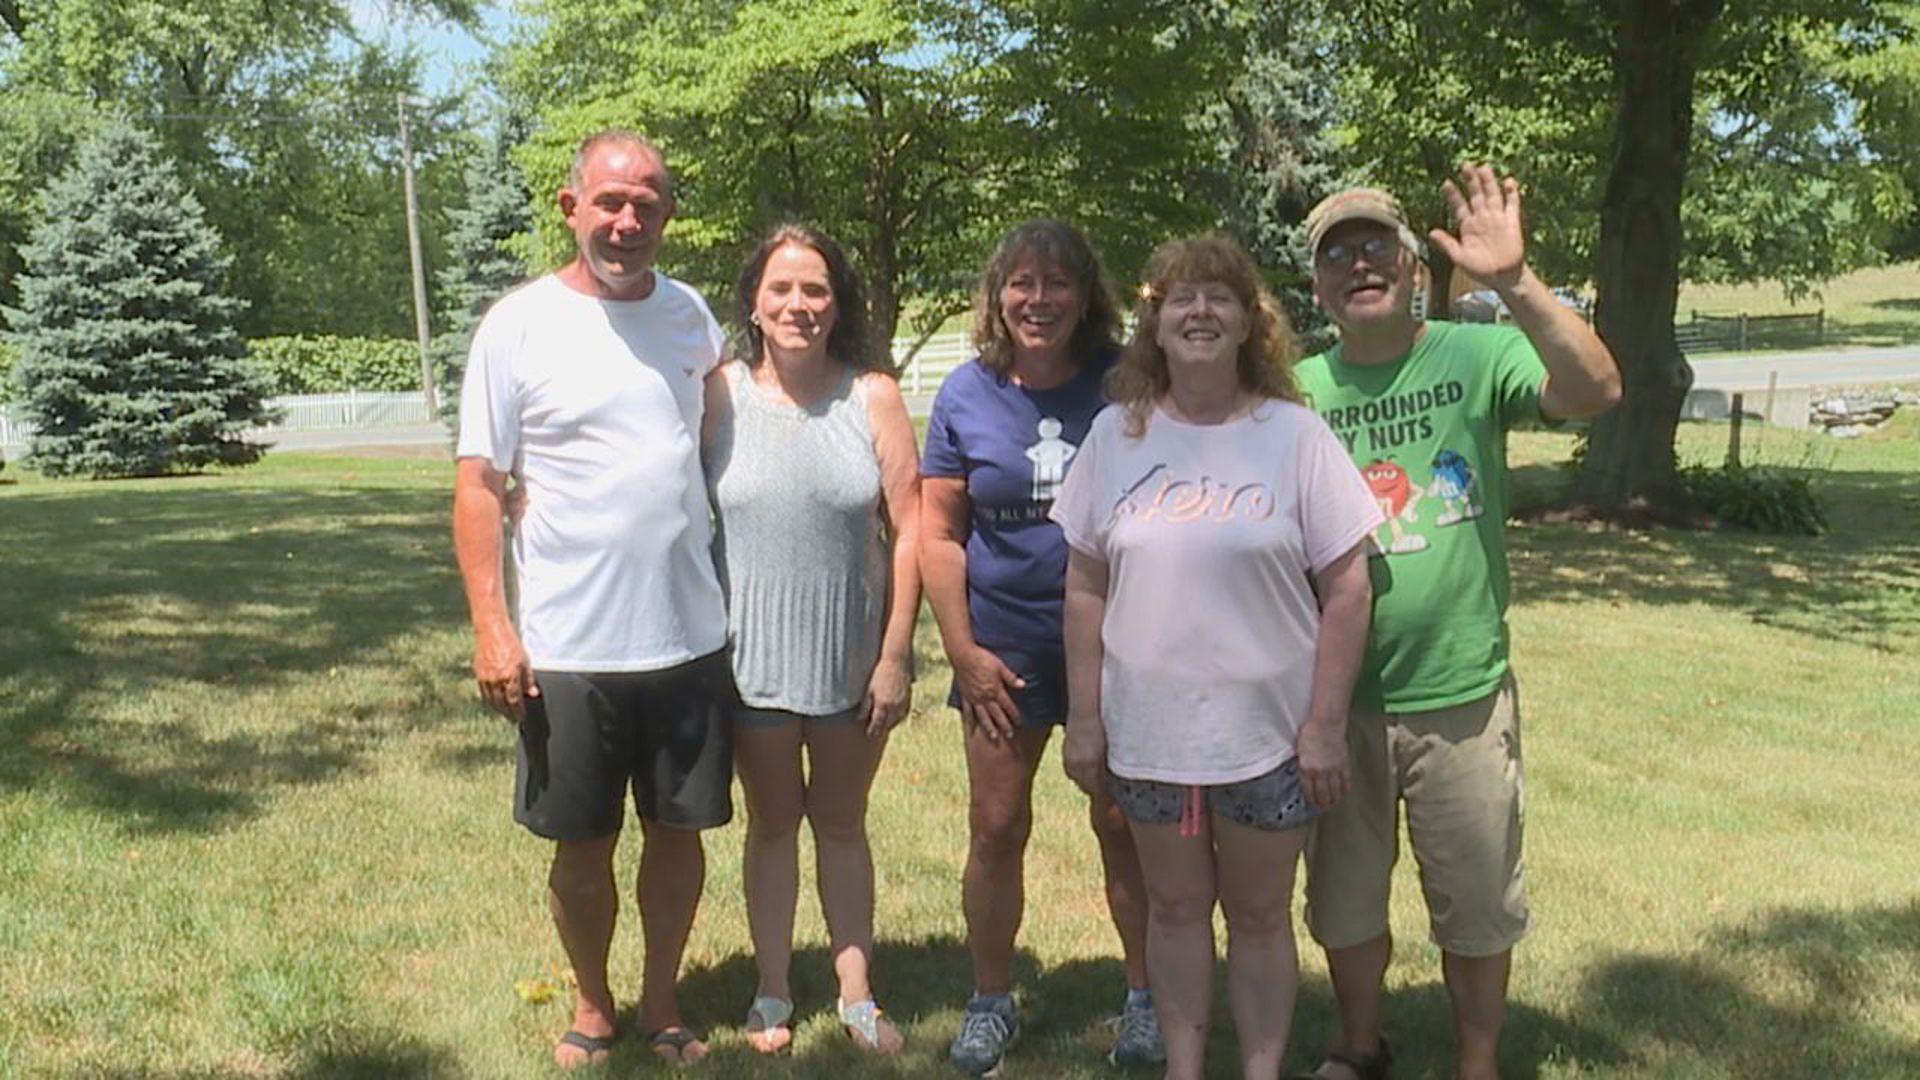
[{"x1": 922, "y1": 354, "x2": 1111, "y2": 653}]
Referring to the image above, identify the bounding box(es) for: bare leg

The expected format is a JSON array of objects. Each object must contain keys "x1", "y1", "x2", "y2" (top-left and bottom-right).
[
  {"x1": 636, "y1": 819, "x2": 707, "y2": 1064},
  {"x1": 1316, "y1": 934, "x2": 1392, "y2": 1077},
  {"x1": 1444, "y1": 948, "x2": 1510, "y2": 1080},
  {"x1": 804, "y1": 720, "x2": 890, "y2": 1007},
  {"x1": 736, "y1": 722, "x2": 805, "y2": 1052},
  {"x1": 1089, "y1": 784, "x2": 1151, "y2": 991},
  {"x1": 549, "y1": 834, "x2": 621, "y2": 1067},
  {"x1": 1128, "y1": 817, "x2": 1218, "y2": 1080},
  {"x1": 1214, "y1": 818, "x2": 1309, "y2": 1080},
  {"x1": 961, "y1": 724, "x2": 1051, "y2": 994}
]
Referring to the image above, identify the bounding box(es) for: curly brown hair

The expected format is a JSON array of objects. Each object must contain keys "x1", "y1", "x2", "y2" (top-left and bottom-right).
[
  {"x1": 1107, "y1": 235, "x2": 1301, "y2": 437},
  {"x1": 969, "y1": 219, "x2": 1122, "y2": 375}
]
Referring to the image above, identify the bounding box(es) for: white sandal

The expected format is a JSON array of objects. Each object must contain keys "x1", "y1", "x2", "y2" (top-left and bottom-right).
[{"x1": 744, "y1": 994, "x2": 794, "y2": 1054}]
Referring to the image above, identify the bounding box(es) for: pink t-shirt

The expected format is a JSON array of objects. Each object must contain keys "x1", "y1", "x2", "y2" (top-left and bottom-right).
[{"x1": 1051, "y1": 400, "x2": 1383, "y2": 785}]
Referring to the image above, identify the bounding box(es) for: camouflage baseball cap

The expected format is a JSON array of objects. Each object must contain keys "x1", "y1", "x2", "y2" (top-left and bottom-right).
[{"x1": 1305, "y1": 187, "x2": 1423, "y2": 260}]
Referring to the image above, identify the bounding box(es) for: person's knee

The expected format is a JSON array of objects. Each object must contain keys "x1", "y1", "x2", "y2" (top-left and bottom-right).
[
  {"x1": 969, "y1": 798, "x2": 1033, "y2": 860},
  {"x1": 747, "y1": 800, "x2": 805, "y2": 845},
  {"x1": 640, "y1": 818, "x2": 705, "y2": 861},
  {"x1": 1221, "y1": 885, "x2": 1293, "y2": 937},
  {"x1": 550, "y1": 835, "x2": 618, "y2": 895},
  {"x1": 804, "y1": 798, "x2": 869, "y2": 848},
  {"x1": 1147, "y1": 884, "x2": 1216, "y2": 929}
]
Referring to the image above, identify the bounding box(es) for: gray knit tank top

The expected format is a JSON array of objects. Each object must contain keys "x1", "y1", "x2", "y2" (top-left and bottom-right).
[{"x1": 707, "y1": 360, "x2": 888, "y2": 714}]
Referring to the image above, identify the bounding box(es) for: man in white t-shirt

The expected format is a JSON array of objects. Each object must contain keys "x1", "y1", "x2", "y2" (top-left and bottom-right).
[{"x1": 452, "y1": 129, "x2": 735, "y2": 1070}]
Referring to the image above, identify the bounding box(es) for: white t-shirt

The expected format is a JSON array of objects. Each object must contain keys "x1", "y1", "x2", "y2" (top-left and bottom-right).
[
  {"x1": 1051, "y1": 400, "x2": 1384, "y2": 784},
  {"x1": 456, "y1": 273, "x2": 729, "y2": 672}
]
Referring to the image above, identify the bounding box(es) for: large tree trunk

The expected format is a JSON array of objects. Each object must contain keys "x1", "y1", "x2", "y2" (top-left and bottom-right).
[
  {"x1": 1426, "y1": 244, "x2": 1454, "y2": 320},
  {"x1": 1572, "y1": 0, "x2": 1722, "y2": 524},
  {"x1": 856, "y1": 63, "x2": 903, "y2": 369}
]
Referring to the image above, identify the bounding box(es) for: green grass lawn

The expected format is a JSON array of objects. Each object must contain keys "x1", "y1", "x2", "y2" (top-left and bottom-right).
[
  {"x1": 1677, "y1": 260, "x2": 1920, "y2": 350},
  {"x1": 1, "y1": 425, "x2": 1916, "y2": 1079}
]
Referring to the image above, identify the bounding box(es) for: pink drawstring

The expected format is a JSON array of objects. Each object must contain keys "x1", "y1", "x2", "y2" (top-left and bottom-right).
[{"x1": 1179, "y1": 785, "x2": 1204, "y2": 838}]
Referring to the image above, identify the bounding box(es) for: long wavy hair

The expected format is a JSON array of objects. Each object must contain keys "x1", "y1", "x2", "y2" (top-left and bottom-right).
[
  {"x1": 969, "y1": 219, "x2": 1122, "y2": 375},
  {"x1": 1107, "y1": 235, "x2": 1301, "y2": 437},
  {"x1": 733, "y1": 223, "x2": 886, "y2": 373}
]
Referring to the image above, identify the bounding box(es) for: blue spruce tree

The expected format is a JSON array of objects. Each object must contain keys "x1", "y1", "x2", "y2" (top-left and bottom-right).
[
  {"x1": 431, "y1": 113, "x2": 531, "y2": 428},
  {"x1": 5, "y1": 122, "x2": 273, "y2": 478}
]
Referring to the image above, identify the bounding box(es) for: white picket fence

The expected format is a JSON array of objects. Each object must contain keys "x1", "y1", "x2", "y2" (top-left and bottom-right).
[
  {"x1": 0, "y1": 337, "x2": 977, "y2": 457},
  {"x1": 261, "y1": 389, "x2": 435, "y2": 430},
  {"x1": 0, "y1": 408, "x2": 23, "y2": 455},
  {"x1": 893, "y1": 331, "x2": 971, "y2": 397},
  {"x1": 0, "y1": 390, "x2": 435, "y2": 456}
]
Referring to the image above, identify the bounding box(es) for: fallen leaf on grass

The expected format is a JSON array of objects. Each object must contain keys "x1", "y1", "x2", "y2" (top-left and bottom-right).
[{"x1": 514, "y1": 978, "x2": 560, "y2": 1005}]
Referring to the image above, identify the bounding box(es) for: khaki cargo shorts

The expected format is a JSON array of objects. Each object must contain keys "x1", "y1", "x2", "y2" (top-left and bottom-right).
[{"x1": 1304, "y1": 674, "x2": 1531, "y2": 957}]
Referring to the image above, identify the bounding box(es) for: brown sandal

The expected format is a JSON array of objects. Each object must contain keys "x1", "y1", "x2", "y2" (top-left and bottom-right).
[{"x1": 1292, "y1": 1036, "x2": 1392, "y2": 1080}]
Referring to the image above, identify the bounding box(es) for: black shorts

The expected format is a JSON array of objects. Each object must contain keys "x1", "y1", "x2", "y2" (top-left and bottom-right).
[
  {"x1": 944, "y1": 645, "x2": 1069, "y2": 728},
  {"x1": 515, "y1": 650, "x2": 737, "y2": 840}
]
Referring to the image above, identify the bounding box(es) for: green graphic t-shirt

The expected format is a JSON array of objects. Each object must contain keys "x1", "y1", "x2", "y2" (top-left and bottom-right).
[{"x1": 1294, "y1": 321, "x2": 1546, "y2": 713}]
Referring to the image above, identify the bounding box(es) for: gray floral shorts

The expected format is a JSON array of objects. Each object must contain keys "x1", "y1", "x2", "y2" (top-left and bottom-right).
[{"x1": 1107, "y1": 758, "x2": 1317, "y2": 833}]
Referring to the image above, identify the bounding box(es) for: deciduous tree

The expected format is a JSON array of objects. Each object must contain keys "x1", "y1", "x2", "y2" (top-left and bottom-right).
[
  {"x1": 507, "y1": 0, "x2": 1283, "y2": 354},
  {"x1": 0, "y1": 0, "x2": 476, "y2": 338},
  {"x1": 1320, "y1": 0, "x2": 1917, "y2": 520}
]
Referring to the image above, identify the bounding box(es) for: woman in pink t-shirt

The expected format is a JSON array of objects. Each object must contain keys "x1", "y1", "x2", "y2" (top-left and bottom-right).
[{"x1": 1052, "y1": 236, "x2": 1381, "y2": 1080}]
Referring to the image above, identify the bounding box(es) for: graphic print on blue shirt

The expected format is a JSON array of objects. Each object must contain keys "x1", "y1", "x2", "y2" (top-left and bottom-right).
[{"x1": 922, "y1": 354, "x2": 1112, "y2": 652}]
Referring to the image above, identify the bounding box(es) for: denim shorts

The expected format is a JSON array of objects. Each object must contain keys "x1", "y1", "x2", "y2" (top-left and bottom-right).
[
  {"x1": 735, "y1": 704, "x2": 864, "y2": 729},
  {"x1": 944, "y1": 646, "x2": 1068, "y2": 728}
]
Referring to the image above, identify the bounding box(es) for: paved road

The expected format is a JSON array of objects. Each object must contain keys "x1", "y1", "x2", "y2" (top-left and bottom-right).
[
  {"x1": 1688, "y1": 344, "x2": 1920, "y2": 389},
  {"x1": 256, "y1": 423, "x2": 450, "y2": 454}
]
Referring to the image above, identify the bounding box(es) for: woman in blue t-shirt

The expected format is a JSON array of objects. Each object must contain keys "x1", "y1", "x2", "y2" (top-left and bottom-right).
[{"x1": 920, "y1": 219, "x2": 1159, "y2": 1075}]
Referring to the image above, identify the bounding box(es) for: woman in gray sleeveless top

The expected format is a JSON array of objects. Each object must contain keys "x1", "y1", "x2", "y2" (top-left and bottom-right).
[{"x1": 702, "y1": 225, "x2": 922, "y2": 1056}]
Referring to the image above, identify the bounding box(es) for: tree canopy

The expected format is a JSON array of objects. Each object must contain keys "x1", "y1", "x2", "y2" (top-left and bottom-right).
[
  {"x1": 505, "y1": 0, "x2": 1290, "y2": 351},
  {"x1": 1312, "y1": 0, "x2": 1918, "y2": 518},
  {"x1": 0, "y1": 0, "x2": 478, "y2": 337},
  {"x1": 1, "y1": 0, "x2": 1915, "y2": 510}
]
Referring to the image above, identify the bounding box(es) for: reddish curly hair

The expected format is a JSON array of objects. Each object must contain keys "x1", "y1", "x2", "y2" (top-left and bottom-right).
[{"x1": 1107, "y1": 235, "x2": 1301, "y2": 437}]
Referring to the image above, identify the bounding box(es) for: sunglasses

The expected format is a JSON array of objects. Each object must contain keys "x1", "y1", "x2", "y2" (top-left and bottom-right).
[{"x1": 1316, "y1": 234, "x2": 1399, "y2": 271}]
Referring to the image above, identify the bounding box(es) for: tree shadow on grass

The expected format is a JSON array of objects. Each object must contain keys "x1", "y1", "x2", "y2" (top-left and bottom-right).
[
  {"x1": 675, "y1": 938, "x2": 1629, "y2": 1078},
  {"x1": 1289, "y1": 972, "x2": 1629, "y2": 1079},
  {"x1": 0, "y1": 482, "x2": 470, "y2": 834},
  {"x1": 1866, "y1": 296, "x2": 1920, "y2": 313},
  {"x1": 663, "y1": 938, "x2": 1154, "y2": 1077},
  {"x1": 1573, "y1": 901, "x2": 1920, "y2": 1077},
  {"x1": 82, "y1": 1032, "x2": 464, "y2": 1080},
  {"x1": 1506, "y1": 462, "x2": 1920, "y2": 650}
]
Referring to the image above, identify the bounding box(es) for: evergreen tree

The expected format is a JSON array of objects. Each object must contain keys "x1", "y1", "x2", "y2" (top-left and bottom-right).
[
  {"x1": 6, "y1": 122, "x2": 273, "y2": 478},
  {"x1": 1204, "y1": 5, "x2": 1346, "y2": 353},
  {"x1": 431, "y1": 114, "x2": 532, "y2": 427}
]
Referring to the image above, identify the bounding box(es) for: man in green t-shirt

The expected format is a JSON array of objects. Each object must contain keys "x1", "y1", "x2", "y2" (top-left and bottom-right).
[{"x1": 1291, "y1": 169, "x2": 1620, "y2": 1080}]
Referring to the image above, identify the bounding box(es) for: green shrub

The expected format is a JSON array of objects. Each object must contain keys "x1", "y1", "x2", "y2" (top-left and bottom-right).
[
  {"x1": 246, "y1": 336, "x2": 421, "y2": 396},
  {"x1": 0, "y1": 339, "x2": 15, "y2": 404},
  {"x1": 1681, "y1": 464, "x2": 1828, "y2": 535}
]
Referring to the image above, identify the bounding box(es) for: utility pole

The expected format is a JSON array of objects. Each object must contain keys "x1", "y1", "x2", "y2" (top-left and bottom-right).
[{"x1": 397, "y1": 94, "x2": 437, "y2": 416}]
